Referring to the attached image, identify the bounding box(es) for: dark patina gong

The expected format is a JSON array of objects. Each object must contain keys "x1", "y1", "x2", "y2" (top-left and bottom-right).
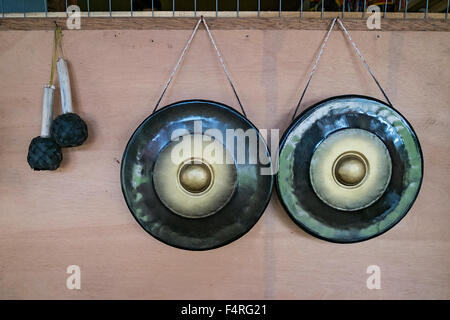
[
  {"x1": 277, "y1": 95, "x2": 423, "y2": 243},
  {"x1": 121, "y1": 100, "x2": 273, "y2": 250}
]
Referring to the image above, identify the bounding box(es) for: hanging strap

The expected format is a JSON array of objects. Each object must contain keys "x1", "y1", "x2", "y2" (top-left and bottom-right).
[
  {"x1": 202, "y1": 17, "x2": 246, "y2": 117},
  {"x1": 152, "y1": 19, "x2": 202, "y2": 113},
  {"x1": 292, "y1": 18, "x2": 337, "y2": 120},
  {"x1": 49, "y1": 24, "x2": 62, "y2": 87},
  {"x1": 337, "y1": 18, "x2": 393, "y2": 108},
  {"x1": 152, "y1": 17, "x2": 247, "y2": 117},
  {"x1": 291, "y1": 17, "x2": 393, "y2": 120}
]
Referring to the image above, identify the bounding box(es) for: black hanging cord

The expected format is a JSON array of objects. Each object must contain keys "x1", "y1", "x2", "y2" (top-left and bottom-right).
[
  {"x1": 292, "y1": 17, "x2": 393, "y2": 121},
  {"x1": 153, "y1": 16, "x2": 247, "y2": 117}
]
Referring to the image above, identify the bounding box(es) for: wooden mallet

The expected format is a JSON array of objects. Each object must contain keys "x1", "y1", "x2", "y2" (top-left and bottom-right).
[
  {"x1": 27, "y1": 85, "x2": 62, "y2": 170},
  {"x1": 51, "y1": 58, "x2": 88, "y2": 147}
]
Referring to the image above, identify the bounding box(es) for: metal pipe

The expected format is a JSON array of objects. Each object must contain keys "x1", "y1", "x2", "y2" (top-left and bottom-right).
[
  {"x1": 447, "y1": 0, "x2": 449, "y2": 20},
  {"x1": 321, "y1": 0, "x2": 324, "y2": 19},
  {"x1": 342, "y1": 0, "x2": 345, "y2": 19},
  {"x1": 384, "y1": 0, "x2": 387, "y2": 18},
  {"x1": 300, "y1": 0, "x2": 303, "y2": 18},
  {"x1": 404, "y1": 0, "x2": 408, "y2": 19}
]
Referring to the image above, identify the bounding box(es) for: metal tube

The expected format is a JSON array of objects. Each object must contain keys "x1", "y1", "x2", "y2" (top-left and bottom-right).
[
  {"x1": 65, "y1": 0, "x2": 68, "y2": 17},
  {"x1": 216, "y1": 0, "x2": 218, "y2": 17},
  {"x1": 447, "y1": 0, "x2": 449, "y2": 20},
  {"x1": 258, "y1": 0, "x2": 260, "y2": 17},
  {"x1": 109, "y1": 0, "x2": 112, "y2": 17},
  {"x1": 87, "y1": 0, "x2": 90, "y2": 17},
  {"x1": 194, "y1": 0, "x2": 196, "y2": 17},
  {"x1": 404, "y1": 0, "x2": 408, "y2": 19},
  {"x1": 173, "y1": 0, "x2": 175, "y2": 17},
  {"x1": 131, "y1": 0, "x2": 133, "y2": 16},
  {"x1": 363, "y1": 0, "x2": 366, "y2": 18},
  {"x1": 343, "y1": 0, "x2": 345, "y2": 19},
  {"x1": 384, "y1": 0, "x2": 387, "y2": 18},
  {"x1": 321, "y1": 0, "x2": 324, "y2": 19},
  {"x1": 300, "y1": 0, "x2": 303, "y2": 18},
  {"x1": 425, "y1": 0, "x2": 429, "y2": 19},
  {"x1": 152, "y1": 0, "x2": 154, "y2": 17},
  {"x1": 279, "y1": 0, "x2": 281, "y2": 17},
  {"x1": 23, "y1": 0, "x2": 26, "y2": 18},
  {"x1": 237, "y1": 0, "x2": 239, "y2": 17},
  {"x1": 44, "y1": 0, "x2": 47, "y2": 18}
]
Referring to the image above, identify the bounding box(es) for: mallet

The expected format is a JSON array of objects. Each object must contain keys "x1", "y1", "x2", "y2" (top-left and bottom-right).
[
  {"x1": 27, "y1": 85, "x2": 63, "y2": 170},
  {"x1": 51, "y1": 58, "x2": 88, "y2": 147}
]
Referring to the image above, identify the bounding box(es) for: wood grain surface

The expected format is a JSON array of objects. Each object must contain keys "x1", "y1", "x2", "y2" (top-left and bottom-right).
[
  {"x1": 0, "y1": 27, "x2": 449, "y2": 299},
  {"x1": 1, "y1": 16, "x2": 450, "y2": 32}
]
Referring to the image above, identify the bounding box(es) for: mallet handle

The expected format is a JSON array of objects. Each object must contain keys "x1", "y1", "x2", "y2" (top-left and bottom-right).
[
  {"x1": 41, "y1": 85, "x2": 55, "y2": 138},
  {"x1": 57, "y1": 58, "x2": 73, "y2": 114}
]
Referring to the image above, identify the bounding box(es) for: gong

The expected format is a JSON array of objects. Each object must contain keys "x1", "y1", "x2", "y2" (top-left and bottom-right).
[
  {"x1": 121, "y1": 100, "x2": 273, "y2": 250},
  {"x1": 277, "y1": 95, "x2": 423, "y2": 243}
]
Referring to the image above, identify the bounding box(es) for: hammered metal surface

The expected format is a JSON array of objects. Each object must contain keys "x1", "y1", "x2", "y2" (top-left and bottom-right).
[
  {"x1": 309, "y1": 128, "x2": 392, "y2": 211},
  {"x1": 277, "y1": 95, "x2": 423, "y2": 243},
  {"x1": 121, "y1": 100, "x2": 273, "y2": 250},
  {"x1": 152, "y1": 134, "x2": 238, "y2": 219}
]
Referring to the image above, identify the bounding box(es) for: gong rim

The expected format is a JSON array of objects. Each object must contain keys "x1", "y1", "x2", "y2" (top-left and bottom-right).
[
  {"x1": 276, "y1": 94, "x2": 423, "y2": 243},
  {"x1": 121, "y1": 100, "x2": 273, "y2": 250}
]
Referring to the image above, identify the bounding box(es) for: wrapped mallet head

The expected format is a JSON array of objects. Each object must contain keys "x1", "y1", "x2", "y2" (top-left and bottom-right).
[
  {"x1": 51, "y1": 58, "x2": 88, "y2": 147},
  {"x1": 27, "y1": 85, "x2": 63, "y2": 170}
]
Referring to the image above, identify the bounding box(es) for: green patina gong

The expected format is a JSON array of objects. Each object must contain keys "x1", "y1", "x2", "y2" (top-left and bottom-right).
[
  {"x1": 121, "y1": 100, "x2": 273, "y2": 250},
  {"x1": 277, "y1": 95, "x2": 423, "y2": 243}
]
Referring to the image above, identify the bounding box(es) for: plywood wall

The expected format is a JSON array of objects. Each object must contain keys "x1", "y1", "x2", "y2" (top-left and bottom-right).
[{"x1": 0, "y1": 28, "x2": 449, "y2": 299}]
